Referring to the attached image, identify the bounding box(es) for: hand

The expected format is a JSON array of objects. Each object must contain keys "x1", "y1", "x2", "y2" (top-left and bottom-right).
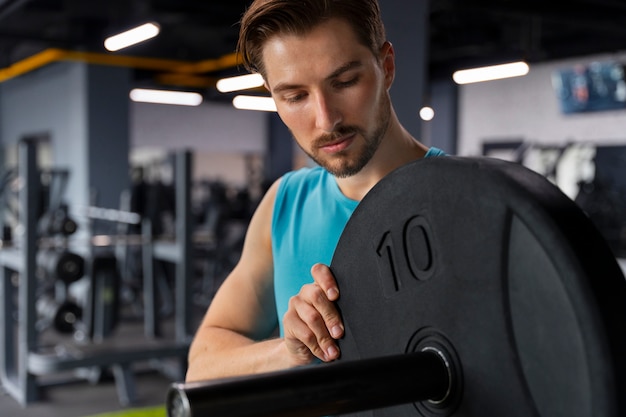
[{"x1": 282, "y1": 263, "x2": 345, "y2": 366}]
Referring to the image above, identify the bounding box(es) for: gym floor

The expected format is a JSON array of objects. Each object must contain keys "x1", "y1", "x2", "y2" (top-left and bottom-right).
[{"x1": 1, "y1": 368, "x2": 172, "y2": 417}]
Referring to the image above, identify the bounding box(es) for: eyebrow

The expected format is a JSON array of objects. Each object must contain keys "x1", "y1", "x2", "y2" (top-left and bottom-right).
[{"x1": 271, "y1": 60, "x2": 363, "y2": 94}]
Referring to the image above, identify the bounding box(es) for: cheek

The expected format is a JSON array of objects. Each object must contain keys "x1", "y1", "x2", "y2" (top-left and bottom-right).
[
  {"x1": 276, "y1": 106, "x2": 305, "y2": 130},
  {"x1": 354, "y1": 72, "x2": 385, "y2": 107},
  {"x1": 350, "y1": 83, "x2": 383, "y2": 120},
  {"x1": 275, "y1": 105, "x2": 314, "y2": 142}
]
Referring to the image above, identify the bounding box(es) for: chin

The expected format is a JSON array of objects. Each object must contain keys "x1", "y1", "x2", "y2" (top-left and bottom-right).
[{"x1": 322, "y1": 161, "x2": 365, "y2": 178}]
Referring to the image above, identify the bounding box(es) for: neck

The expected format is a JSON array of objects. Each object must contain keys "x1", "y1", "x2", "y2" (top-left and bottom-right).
[{"x1": 336, "y1": 110, "x2": 428, "y2": 201}]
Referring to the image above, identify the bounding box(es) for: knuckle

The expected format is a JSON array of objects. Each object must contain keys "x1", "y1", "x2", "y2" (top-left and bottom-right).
[
  {"x1": 287, "y1": 295, "x2": 299, "y2": 309},
  {"x1": 301, "y1": 308, "x2": 323, "y2": 327},
  {"x1": 299, "y1": 329, "x2": 317, "y2": 347},
  {"x1": 319, "y1": 302, "x2": 338, "y2": 323},
  {"x1": 312, "y1": 289, "x2": 328, "y2": 305}
]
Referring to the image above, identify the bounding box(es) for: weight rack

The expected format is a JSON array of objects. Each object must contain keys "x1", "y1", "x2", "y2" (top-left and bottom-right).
[{"x1": 0, "y1": 140, "x2": 192, "y2": 406}]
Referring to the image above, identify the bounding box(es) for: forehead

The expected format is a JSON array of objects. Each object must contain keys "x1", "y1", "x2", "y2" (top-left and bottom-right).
[{"x1": 261, "y1": 18, "x2": 374, "y2": 86}]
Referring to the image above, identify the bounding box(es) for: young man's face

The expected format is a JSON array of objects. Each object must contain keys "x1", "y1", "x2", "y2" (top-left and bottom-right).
[{"x1": 262, "y1": 18, "x2": 394, "y2": 178}]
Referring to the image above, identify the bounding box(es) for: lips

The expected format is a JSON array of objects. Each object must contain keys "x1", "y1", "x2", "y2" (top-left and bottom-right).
[{"x1": 319, "y1": 133, "x2": 355, "y2": 154}]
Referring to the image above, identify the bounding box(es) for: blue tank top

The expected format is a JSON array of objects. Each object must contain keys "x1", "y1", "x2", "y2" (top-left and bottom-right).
[{"x1": 271, "y1": 147, "x2": 445, "y2": 334}]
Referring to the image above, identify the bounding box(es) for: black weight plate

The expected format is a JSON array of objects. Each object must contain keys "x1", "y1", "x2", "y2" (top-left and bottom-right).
[{"x1": 331, "y1": 156, "x2": 626, "y2": 417}]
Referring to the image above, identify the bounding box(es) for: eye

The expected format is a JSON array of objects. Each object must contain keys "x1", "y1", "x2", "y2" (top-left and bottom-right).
[
  {"x1": 283, "y1": 92, "x2": 307, "y2": 104},
  {"x1": 334, "y1": 76, "x2": 359, "y2": 89}
]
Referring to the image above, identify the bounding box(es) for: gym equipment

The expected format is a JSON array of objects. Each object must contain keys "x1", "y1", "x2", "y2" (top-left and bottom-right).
[
  {"x1": 36, "y1": 249, "x2": 85, "y2": 284},
  {"x1": 141, "y1": 150, "x2": 195, "y2": 341},
  {"x1": 84, "y1": 254, "x2": 121, "y2": 342},
  {"x1": 36, "y1": 296, "x2": 83, "y2": 334},
  {"x1": 38, "y1": 205, "x2": 78, "y2": 236},
  {"x1": 166, "y1": 156, "x2": 626, "y2": 417},
  {"x1": 0, "y1": 140, "x2": 190, "y2": 407},
  {"x1": 36, "y1": 168, "x2": 78, "y2": 237},
  {"x1": 168, "y1": 351, "x2": 447, "y2": 417}
]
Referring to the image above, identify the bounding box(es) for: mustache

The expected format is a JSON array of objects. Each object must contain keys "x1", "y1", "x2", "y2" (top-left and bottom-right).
[{"x1": 313, "y1": 126, "x2": 359, "y2": 147}]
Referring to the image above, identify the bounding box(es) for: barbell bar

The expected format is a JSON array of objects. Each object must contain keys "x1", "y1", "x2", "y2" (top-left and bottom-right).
[{"x1": 168, "y1": 349, "x2": 451, "y2": 417}]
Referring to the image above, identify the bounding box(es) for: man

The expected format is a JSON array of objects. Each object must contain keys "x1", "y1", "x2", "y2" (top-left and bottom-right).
[{"x1": 186, "y1": 0, "x2": 444, "y2": 382}]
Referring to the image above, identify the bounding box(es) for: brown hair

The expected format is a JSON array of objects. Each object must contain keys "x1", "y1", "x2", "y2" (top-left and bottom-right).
[{"x1": 237, "y1": 0, "x2": 387, "y2": 76}]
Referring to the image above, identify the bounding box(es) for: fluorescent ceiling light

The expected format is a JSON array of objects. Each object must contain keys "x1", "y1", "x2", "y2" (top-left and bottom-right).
[
  {"x1": 217, "y1": 73, "x2": 264, "y2": 93},
  {"x1": 232, "y1": 95, "x2": 277, "y2": 112},
  {"x1": 453, "y1": 61, "x2": 530, "y2": 84},
  {"x1": 130, "y1": 88, "x2": 203, "y2": 106},
  {"x1": 104, "y1": 22, "x2": 160, "y2": 52}
]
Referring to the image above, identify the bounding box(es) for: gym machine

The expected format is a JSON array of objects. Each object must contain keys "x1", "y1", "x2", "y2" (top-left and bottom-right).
[
  {"x1": 166, "y1": 157, "x2": 626, "y2": 417},
  {"x1": 141, "y1": 150, "x2": 195, "y2": 342},
  {"x1": 0, "y1": 140, "x2": 190, "y2": 406}
]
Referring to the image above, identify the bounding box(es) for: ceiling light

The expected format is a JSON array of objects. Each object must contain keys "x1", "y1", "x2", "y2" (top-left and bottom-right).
[
  {"x1": 232, "y1": 95, "x2": 277, "y2": 112},
  {"x1": 129, "y1": 88, "x2": 203, "y2": 106},
  {"x1": 452, "y1": 61, "x2": 529, "y2": 84},
  {"x1": 104, "y1": 22, "x2": 160, "y2": 52},
  {"x1": 419, "y1": 106, "x2": 435, "y2": 121},
  {"x1": 217, "y1": 73, "x2": 264, "y2": 93}
]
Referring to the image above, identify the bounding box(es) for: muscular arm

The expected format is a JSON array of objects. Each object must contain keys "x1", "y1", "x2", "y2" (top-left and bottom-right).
[
  {"x1": 186, "y1": 179, "x2": 344, "y2": 382},
  {"x1": 186, "y1": 180, "x2": 291, "y2": 381}
]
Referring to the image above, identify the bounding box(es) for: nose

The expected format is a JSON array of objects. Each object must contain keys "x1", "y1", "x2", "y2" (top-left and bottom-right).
[{"x1": 314, "y1": 92, "x2": 342, "y2": 132}]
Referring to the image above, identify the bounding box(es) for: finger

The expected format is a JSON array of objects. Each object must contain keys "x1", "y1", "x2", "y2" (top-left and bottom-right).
[
  {"x1": 284, "y1": 306, "x2": 327, "y2": 362},
  {"x1": 310, "y1": 263, "x2": 340, "y2": 301},
  {"x1": 282, "y1": 316, "x2": 319, "y2": 364},
  {"x1": 300, "y1": 281, "x2": 344, "y2": 341},
  {"x1": 286, "y1": 294, "x2": 341, "y2": 361},
  {"x1": 309, "y1": 265, "x2": 344, "y2": 340}
]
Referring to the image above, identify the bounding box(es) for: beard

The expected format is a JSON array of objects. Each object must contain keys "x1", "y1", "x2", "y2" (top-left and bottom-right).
[{"x1": 296, "y1": 92, "x2": 391, "y2": 178}]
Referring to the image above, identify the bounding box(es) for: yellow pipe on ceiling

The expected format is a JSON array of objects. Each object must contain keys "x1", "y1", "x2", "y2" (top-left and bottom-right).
[
  {"x1": 0, "y1": 48, "x2": 242, "y2": 84},
  {"x1": 0, "y1": 49, "x2": 67, "y2": 83},
  {"x1": 154, "y1": 73, "x2": 218, "y2": 89}
]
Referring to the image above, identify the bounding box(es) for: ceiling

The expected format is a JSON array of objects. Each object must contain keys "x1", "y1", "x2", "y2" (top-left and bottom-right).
[{"x1": 1, "y1": 0, "x2": 626, "y2": 100}]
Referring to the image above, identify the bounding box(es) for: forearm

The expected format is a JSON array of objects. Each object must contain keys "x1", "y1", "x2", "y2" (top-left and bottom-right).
[{"x1": 185, "y1": 326, "x2": 294, "y2": 382}]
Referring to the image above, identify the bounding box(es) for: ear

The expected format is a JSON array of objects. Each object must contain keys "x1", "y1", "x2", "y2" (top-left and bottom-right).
[{"x1": 380, "y1": 41, "x2": 395, "y2": 89}]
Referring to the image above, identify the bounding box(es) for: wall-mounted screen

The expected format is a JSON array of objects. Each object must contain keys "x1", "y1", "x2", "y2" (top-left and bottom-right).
[{"x1": 552, "y1": 61, "x2": 626, "y2": 114}]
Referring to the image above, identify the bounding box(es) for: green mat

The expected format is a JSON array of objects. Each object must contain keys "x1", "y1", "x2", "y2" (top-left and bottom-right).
[{"x1": 86, "y1": 405, "x2": 166, "y2": 417}]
